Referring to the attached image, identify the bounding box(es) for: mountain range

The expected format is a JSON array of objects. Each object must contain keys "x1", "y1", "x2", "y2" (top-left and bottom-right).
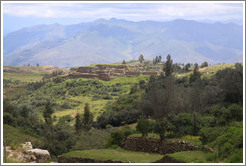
[{"x1": 3, "y1": 18, "x2": 243, "y2": 67}]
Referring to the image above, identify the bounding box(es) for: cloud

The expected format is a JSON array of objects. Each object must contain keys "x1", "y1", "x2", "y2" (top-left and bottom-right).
[{"x1": 2, "y1": 2, "x2": 243, "y2": 22}]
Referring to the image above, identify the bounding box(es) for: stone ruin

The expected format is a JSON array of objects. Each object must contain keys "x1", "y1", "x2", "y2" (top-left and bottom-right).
[{"x1": 68, "y1": 64, "x2": 160, "y2": 81}]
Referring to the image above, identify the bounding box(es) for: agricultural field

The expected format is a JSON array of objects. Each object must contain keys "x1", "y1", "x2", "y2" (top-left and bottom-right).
[{"x1": 60, "y1": 148, "x2": 163, "y2": 163}]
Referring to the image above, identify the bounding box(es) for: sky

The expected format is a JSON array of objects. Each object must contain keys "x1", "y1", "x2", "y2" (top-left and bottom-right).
[{"x1": 2, "y1": 2, "x2": 244, "y2": 35}]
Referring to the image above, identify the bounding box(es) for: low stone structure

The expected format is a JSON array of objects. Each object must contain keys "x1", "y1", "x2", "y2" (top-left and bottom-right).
[
  {"x1": 68, "y1": 64, "x2": 160, "y2": 81},
  {"x1": 123, "y1": 137, "x2": 199, "y2": 154}
]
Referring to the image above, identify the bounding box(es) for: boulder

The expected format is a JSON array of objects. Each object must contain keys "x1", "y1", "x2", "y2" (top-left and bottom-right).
[
  {"x1": 5, "y1": 142, "x2": 50, "y2": 163},
  {"x1": 27, "y1": 149, "x2": 51, "y2": 163}
]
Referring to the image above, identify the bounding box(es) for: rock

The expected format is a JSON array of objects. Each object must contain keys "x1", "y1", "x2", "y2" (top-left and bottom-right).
[
  {"x1": 27, "y1": 149, "x2": 51, "y2": 163},
  {"x1": 5, "y1": 142, "x2": 50, "y2": 163},
  {"x1": 21, "y1": 142, "x2": 33, "y2": 150}
]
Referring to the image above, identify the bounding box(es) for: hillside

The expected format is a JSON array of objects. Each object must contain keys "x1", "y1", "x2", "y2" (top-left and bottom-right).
[
  {"x1": 3, "y1": 62, "x2": 237, "y2": 123},
  {"x1": 3, "y1": 18, "x2": 243, "y2": 67},
  {"x1": 3, "y1": 60, "x2": 243, "y2": 163}
]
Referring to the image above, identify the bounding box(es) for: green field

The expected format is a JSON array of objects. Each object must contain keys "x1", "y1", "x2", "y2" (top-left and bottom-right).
[
  {"x1": 3, "y1": 124, "x2": 44, "y2": 146},
  {"x1": 60, "y1": 148, "x2": 163, "y2": 163},
  {"x1": 3, "y1": 65, "x2": 69, "y2": 82},
  {"x1": 166, "y1": 151, "x2": 213, "y2": 163},
  {"x1": 4, "y1": 73, "x2": 44, "y2": 82}
]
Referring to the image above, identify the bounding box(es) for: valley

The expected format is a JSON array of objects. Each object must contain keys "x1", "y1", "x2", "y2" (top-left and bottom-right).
[{"x1": 3, "y1": 57, "x2": 243, "y2": 163}]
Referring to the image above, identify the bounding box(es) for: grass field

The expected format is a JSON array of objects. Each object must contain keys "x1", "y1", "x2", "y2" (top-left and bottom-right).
[
  {"x1": 3, "y1": 124, "x2": 44, "y2": 146},
  {"x1": 3, "y1": 73, "x2": 44, "y2": 82},
  {"x1": 166, "y1": 151, "x2": 213, "y2": 163},
  {"x1": 60, "y1": 148, "x2": 163, "y2": 163},
  {"x1": 3, "y1": 65, "x2": 69, "y2": 82}
]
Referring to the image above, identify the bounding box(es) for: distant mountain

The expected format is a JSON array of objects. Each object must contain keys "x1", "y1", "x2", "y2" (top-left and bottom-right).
[{"x1": 3, "y1": 18, "x2": 243, "y2": 67}]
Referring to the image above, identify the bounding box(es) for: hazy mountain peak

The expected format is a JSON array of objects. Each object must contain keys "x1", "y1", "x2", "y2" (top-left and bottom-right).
[{"x1": 3, "y1": 18, "x2": 243, "y2": 67}]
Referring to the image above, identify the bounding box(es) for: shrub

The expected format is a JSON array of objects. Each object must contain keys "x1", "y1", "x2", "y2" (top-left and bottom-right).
[
  {"x1": 72, "y1": 128, "x2": 110, "y2": 151},
  {"x1": 215, "y1": 122, "x2": 243, "y2": 162},
  {"x1": 3, "y1": 113, "x2": 15, "y2": 126},
  {"x1": 199, "y1": 127, "x2": 225, "y2": 145},
  {"x1": 106, "y1": 130, "x2": 125, "y2": 148},
  {"x1": 136, "y1": 117, "x2": 149, "y2": 137}
]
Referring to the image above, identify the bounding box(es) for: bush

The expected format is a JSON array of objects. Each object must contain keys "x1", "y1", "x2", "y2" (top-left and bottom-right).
[
  {"x1": 215, "y1": 122, "x2": 243, "y2": 162},
  {"x1": 3, "y1": 113, "x2": 15, "y2": 126},
  {"x1": 136, "y1": 117, "x2": 149, "y2": 137},
  {"x1": 106, "y1": 130, "x2": 125, "y2": 148},
  {"x1": 72, "y1": 128, "x2": 110, "y2": 151},
  {"x1": 199, "y1": 127, "x2": 225, "y2": 145}
]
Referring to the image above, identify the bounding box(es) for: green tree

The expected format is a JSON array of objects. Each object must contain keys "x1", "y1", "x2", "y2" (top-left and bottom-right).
[
  {"x1": 189, "y1": 63, "x2": 201, "y2": 83},
  {"x1": 163, "y1": 54, "x2": 173, "y2": 77},
  {"x1": 154, "y1": 118, "x2": 169, "y2": 141},
  {"x1": 136, "y1": 117, "x2": 149, "y2": 137},
  {"x1": 122, "y1": 60, "x2": 126, "y2": 64},
  {"x1": 138, "y1": 54, "x2": 144, "y2": 63},
  {"x1": 82, "y1": 103, "x2": 93, "y2": 131},
  {"x1": 184, "y1": 63, "x2": 191, "y2": 72},
  {"x1": 201, "y1": 61, "x2": 208, "y2": 68},
  {"x1": 36, "y1": 63, "x2": 40, "y2": 67},
  {"x1": 75, "y1": 113, "x2": 82, "y2": 133},
  {"x1": 43, "y1": 101, "x2": 54, "y2": 126}
]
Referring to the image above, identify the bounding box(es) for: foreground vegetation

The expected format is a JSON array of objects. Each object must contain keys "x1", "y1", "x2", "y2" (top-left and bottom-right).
[
  {"x1": 61, "y1": 148, "x2": 163, "y2": 163},
  {"x1": 3, "y1": 55, "x2": 243, "y2": 163}
]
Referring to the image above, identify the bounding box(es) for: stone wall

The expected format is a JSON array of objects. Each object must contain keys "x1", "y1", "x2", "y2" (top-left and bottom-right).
[
  {"x1": 123, "y1": 137, "x2": 199, "y2": 154},
  {"x1": 68, "y1": 64, "x2": 160, "y2": 81}
]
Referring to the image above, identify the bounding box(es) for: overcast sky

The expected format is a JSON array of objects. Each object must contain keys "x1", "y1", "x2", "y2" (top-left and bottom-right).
[{"x1": 2, "y1": 2, "x2": 244, "y2": 35}]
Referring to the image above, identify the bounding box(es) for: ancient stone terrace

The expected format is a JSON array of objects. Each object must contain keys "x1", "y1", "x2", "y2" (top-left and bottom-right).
[{"x1": 68, "y1": 64, "x2": 160, "y2": 81}]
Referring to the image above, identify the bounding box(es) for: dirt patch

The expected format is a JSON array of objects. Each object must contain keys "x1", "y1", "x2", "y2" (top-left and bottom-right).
[{"x1": 199, "y1": 67, "x2": 207, "y2": 72}]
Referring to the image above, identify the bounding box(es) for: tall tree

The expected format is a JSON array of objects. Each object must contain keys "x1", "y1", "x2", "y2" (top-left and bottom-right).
[
  {"x1": 189, "y1": 63, "x2": 201, "y2": 83},
  {"x1": 43, "y1": 101, "x2": 54, "y2": 126},
  {"x1": 163, "y1": 54, "x2": 173, "y2": 77},
  {"x1": 82, "y1": 103, "x2": 93, "y2": 131},
  {"x1": 138, "y1": 54, "x2": 144, "y2": 63},
  {"x1": 75, "y1": 113, "x2": 83, "y2": 133},
  {"x1": 184, "y1": 63, "x2": 191, "y2": 72}
]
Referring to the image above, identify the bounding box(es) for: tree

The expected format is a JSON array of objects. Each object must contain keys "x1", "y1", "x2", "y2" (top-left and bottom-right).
[
  {"x1": 82, "y1": 103, "x2": 93, "y2": 131},
  {"x1": 184, "y1": 63, "x2": 191, "y2": 72},
  {"x1": 154, "y1": 118, "x2": 169, "y2": 141},
  {"x1": 36, "y1": 63, "x2": 40, "y2": 67},
  {"x1": 43, "y1": 101, "x2": 54, "y2": 126},
  {"x1": 122, "y1": 60, "x2": 126, "y2": 64},
  {"x1": 27, "y1": 63, "x2": 30, "y2": 67},
  {"x1": 75, "y1": 113, "x2": 82, "y2": 133},
  {"x1": 136, "y1": 117, "x2": 149, "y2": 137},
  {"x1": 163, "y1": 54, "x2": 173, "y2": 77},
  {"x1": 201, "y1": 61, "x2": 208, "y2": 68},
  {"x1": 158, "y1": 55, "x2": 162, "y2": 63},
  {"x1": 138, "y1": 54, "x2": 144, "y2": 63},
  {"x1": 189, "y1": 63, "x2": 201, "y2": 83}
]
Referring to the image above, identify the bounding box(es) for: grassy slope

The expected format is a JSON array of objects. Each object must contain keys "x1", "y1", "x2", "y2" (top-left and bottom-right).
[
  {"x1": 166, "y1": 151, "x2": 212, "y2": 163},
  {"x1": 60, "y1": 148, "x2": 163, "y2": 163},
  {"x1": 3, "y1": 65, "x2": 69, "y2": 82},
  {"x1": 3, "y1": 124, "x2": 43, "y2": 146},
  {"x1": 51, "y1": 75, "x2": 149, "y2": 119}
]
